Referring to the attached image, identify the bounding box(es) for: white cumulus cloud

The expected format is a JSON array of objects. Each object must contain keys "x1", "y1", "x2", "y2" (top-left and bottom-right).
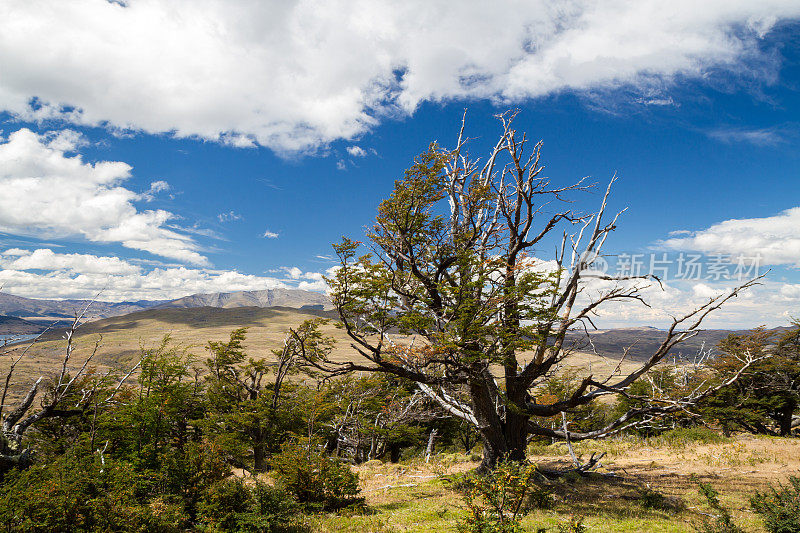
[
  {"x1": 661, "y1": 207, "x2": 800, "y2": 266},
  {"x1": 0, "y1": 1, "x2": 798, "y2": 152},
  {"x1": 0, "y1": 248, "x2": 139, "y2": 275},
  {"x1": 0, "y1": 249, "x2": 334, "y2": 301},
  {"x1": 346, "y1": 145, "x2": 367, "y2": 157},
  {"x1": 0, "y1": 128, "x2": 207, "y2": 264}
]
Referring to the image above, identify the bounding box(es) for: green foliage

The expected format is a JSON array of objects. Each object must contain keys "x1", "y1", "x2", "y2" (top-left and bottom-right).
[
  {"x1": 198, "y1": 477, "x2": 304, "y2": 533},
  {"x1": 556, "y1": 515, "x2": 587, "y2": 533},
  {"x1": 530, "y1": 368, "x2": 612, "y2": 434},
  {"x1": 316, "y1": 373, "x2": 431, "y2": 463},
  {"x1": 205, "y1": 328, "x2": 295, "y2": 472},
  {"x1": 695, "y1": 483, "x2": 744, "y2": 533},
  {"x1": 203, "y1": 323, "x2": 338, "y2": 472},
  {"x1": 453, "y1": 460, "x2": 546, "y2": 533},
  {"x1": 750, "y1": 476, "x2": 800, "y2": 533},
  {"x1": 703, "y1": 326, "x2": 800, "y2": 437},
  {"x1": 271, "y1": 441, "x2": 363, "y2": 511},
  {"x1": 0, "y1": 450, "x2": 305, "y2": 533},
  {"x1": 0, "y1": 452, "x2": 189, "y2": 532},
  {"x1": 102, "y1": 336, "x2": 205, "y2": 471},
  {"x1": 613, "y1": 368, "x2": 698, "y2": 436}
]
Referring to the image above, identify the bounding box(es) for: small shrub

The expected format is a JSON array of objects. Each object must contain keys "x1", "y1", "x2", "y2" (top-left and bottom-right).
[
  {"x1": 198, "y1": 478, "x2": 303, "y2": 533},
  {"x1": 750, "y1": 476, "x2": 800, "y2": 533},
  {"x1": 198, "y1": 477, "x2": 253, "y2": 531},
  {"x1": 453, "y1": 460, "x2": 544, "y2": 533},
  {"x1": 654, "y1": 427, "x2": 729, "y2": 448},
  {"x1": 271, "y1": 441, "x2": 363, "y2": 512},
  {"x1": 527, "y1": 486, "x2": 556, "y2": 510},
  {"x1": 695, "y1": 483, "x2": 744, "y2": 533},
  {"x1": 557, "y1": 515, "x2": 587, "y2": 533},
  {"x1": 639, "y1": 488, "x2": 667, "y2": 510}
]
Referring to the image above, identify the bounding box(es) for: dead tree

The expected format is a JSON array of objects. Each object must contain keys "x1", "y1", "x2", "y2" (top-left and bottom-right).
[
  {"x1": 0, "y1": 303, "x2": 139, "y2": 475},
  {"x1": 301, "y1": 111, "x2": 763, "y2": 471}
]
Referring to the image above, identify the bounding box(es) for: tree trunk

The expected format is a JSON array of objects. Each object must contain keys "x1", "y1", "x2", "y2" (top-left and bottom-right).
[
  {"x1": 389, "y1": 443, "x2": 401, "y2": 463},
  {"x1": 504, "y1": 411, "x2": 528, "y2": 461},
  {"x1": 476, "y1": 417, "x2": 528, "y2": 471},
  {"x1": 424, "y1": 428, "x2": 438, "y2": 463},
  {"x1": 472, "y1": 377, "x2": 528, "y2": 471},
  {"x1": 778, "y1": 402, "x2": 796, "y2": 437},
  {"x1": 253, "y1": 442, "x2": 267, "y2": 472}
]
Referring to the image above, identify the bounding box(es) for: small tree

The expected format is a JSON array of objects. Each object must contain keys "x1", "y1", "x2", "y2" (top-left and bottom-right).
[
  {"x1": 302, "y1": 112, "x2": 760, "y2": 470},
  {"x1": 318, "y1": 373, "x2": 435, "y2": 463},
  {"x1": 703, "y1": 326, "x2": 800, "y2": 436},
  {"x1": 204, "y1": 320, "x2": 334, "y2": 472},
  {"x1": 0, "y1": 306, "x2": 140, "y2": 476}
]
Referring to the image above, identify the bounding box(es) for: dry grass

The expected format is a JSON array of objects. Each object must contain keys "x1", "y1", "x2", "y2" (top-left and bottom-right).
[
  {"x1": 305, "y1": 434, "x2": 800, "y2": 532},
  {"x1": 0, "y1": 308, "x2": 795, "y2": 530},
  {"x1": 0, "y1": 306, "x2": 644, "y2": 401},
  {"x1": 0, "y1": 307, "x2": 353, "y2": 399}
]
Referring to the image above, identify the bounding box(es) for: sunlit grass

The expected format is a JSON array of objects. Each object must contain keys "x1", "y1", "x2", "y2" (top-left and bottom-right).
[{"x1": 305, "y1": 433, "x2": 800, "y2": 532}]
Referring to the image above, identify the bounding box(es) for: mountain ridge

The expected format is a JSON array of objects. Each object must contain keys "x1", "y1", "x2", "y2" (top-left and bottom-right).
[
  {"x1": 155, "y1": 288, "x2": 332, "y2": 311},
  {"x1": 564, "y1": 325, "x2": 795, "y2": 360},
  {"x1": 0, "y1": 288, "x2": 332, "y2": 333}
]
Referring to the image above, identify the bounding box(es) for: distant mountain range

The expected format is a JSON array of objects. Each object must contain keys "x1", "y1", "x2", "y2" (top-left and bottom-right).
[
  {"x1": 0, "y1": 288, "x2": 332, "y2": 334},
  {"x1": 0, "y1": 289, "x2": 792, "y2": 359},
  {"x1": 156, "y1": 288, "x2": 332, "y2": 311},
  {"x1": 564, "y1": 325, "x2": 794, "y2": 361},
  {"x1": 0, "y1": 292, "x2": 161, "y2": 324}
]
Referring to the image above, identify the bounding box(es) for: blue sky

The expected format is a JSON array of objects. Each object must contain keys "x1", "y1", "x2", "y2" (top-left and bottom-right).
[{"x1": 1, "y1": 1, "x2": 800, "y2": 328}]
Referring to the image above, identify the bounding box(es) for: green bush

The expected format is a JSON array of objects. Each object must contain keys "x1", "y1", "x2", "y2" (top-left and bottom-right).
[
  {"x1": 271, "y1": 442, "x2": 363, "y2": 512},
  {"x1": 0, "y1": 453, "x2": 182, "y2": 533},
  {"x1": 751, "y1": 476, "x2": 800, "y2": 533},
  {"x1": 198, "y1": 477, "x2": 303, "y2": 532},
  {"x1": 528, "y1": 486, "x2": 556, "y2": 510},
  {"x1": 653, "y1": 427, "x2": 729, "y2": 448},
  {"x1": 453, "y1": 460, "x2": 546, "y2": 533},
  {"x1": 637, "y1": 488, "x2": 685, "y2": 512},
  {"x1": 0, "y1": 448, "x2": 305, "y2": 532}
]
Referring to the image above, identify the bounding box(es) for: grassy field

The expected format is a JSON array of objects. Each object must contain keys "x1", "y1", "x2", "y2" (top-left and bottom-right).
[
  {"x1": 305, "y1": 433, "x2": 799, "y2": 532},
  {"x1": 2, "y1": 307, "x2": 796, "y2": 531},
  {"x1": 0, "y1": 306, "x2": 644, "y2": 400},
  {"x1": 0, "y1": 307, "x2": 347, "y2": 398}
]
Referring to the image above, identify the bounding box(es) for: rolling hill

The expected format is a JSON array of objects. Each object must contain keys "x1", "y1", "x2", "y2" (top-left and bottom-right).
[
  {"x1": 0, "y1": 306, "x2": 347, "y2": 400},
  {"x1": 0, "y1": 288, "x2": 332, "y2": 334},
  {"x1": 2, "y1": 301, "x2": 791, "y2": 404},
  {"x1": 0, "y1": 315, "x2": 47, "y2": 335},
  {"x1": 564, "y1": 325, "x2": 794, "y2": 361}
]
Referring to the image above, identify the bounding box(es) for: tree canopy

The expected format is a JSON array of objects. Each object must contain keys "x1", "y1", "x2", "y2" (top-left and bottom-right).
[{"x1": 302, "y1": 112, "x2": 760, "y2": 469}]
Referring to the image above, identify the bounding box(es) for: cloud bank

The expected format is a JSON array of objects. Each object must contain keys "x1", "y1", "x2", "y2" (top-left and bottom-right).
[
  {"x1": 0, "y1": 128, "x2": 206, "y2": 264},
  {"x1": 661, "y1": 207, "x2": 800, "y2": 266},
  {"x1": 0, "y1": 1, "x2": 798, "y2": 152},
  {"x1": 0, "y1": 248, "x2": 332, "y2": 301}
]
